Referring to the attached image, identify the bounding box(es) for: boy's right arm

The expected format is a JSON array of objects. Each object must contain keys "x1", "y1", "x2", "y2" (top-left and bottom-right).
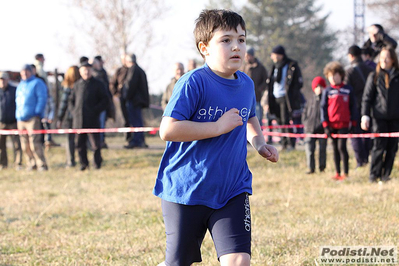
[{"x1": 160, "y1": 108, "x2": 243, "y2": 142}]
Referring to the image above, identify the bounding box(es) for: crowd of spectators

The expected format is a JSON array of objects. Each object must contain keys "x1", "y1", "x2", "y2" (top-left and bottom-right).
[{"x1": 0, "y1": 23, "x2": 398, "y2": 182}]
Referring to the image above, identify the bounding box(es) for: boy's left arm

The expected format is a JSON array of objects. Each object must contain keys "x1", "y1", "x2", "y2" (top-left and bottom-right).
[{"x1": 247, "y1": 116, "x2": 279, "y2": 163}]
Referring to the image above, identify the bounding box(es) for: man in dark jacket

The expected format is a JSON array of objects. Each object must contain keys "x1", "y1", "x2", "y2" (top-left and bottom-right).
[
  {"x1": 345, "y1": 45, "x2": 374, "y2": 168},
  {"x1": 241, "y1": 47, "x2": 268, "y2": 126},
  {"x1": 0, "y1": 72, "x2": 22, "y2": 170},
  {"x1": 123, "y1": 54, "x2": 150, "y2": 149},
  {"x1": 267, "y1": 45, "x2": 303, "y2": 150},
  {"x1": 70, "y1": 62, "x2": 109, "y2": 170},
  {"x1": 92, "y1": 56, "x2": 115, "y2": 149},
  {"x1": 362, "y1": 24, "x2": 397, "y2": 63},
  {"x1": 110, "y1": 54, "x2": 130, "y2": 142}
]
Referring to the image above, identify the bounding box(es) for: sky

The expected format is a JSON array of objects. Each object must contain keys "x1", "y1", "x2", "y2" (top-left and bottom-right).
[{"x1": 0, "y1": 0, "x2": 384, "y2": 94}]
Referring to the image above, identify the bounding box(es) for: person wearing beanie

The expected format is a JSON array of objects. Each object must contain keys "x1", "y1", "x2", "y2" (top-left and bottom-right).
[
  {"x1": 345, "y1": 45, "x2": 373, "y2": 168},
  {"x1": 15, "y1": 64, "x2": 48, "y2": 171},
  {"x1": 302, "y1": 76, "x2": 327, "y2": 174},
  {"x1": 267, "y1": 45, "x2": 303, "y2": 151},
  {"x1": 321, "y1": 61, "x2": 358, "y2": 181},
  {"x1": 362, "y1": 24, "x2": 397, "y2": 63},
  {"x1": 241, "y1": 47, "x2": 268, "y2": 127}
]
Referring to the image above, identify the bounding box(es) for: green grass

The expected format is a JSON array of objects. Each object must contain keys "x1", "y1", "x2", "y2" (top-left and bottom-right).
[{"x1": 1, "y1": 135, "x2": 398, "y2": 265}]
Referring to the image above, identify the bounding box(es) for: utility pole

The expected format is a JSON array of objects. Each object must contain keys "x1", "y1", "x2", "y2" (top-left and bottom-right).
[{"x1": 354, "y1": 0, "x2": 366, "y2": 45}]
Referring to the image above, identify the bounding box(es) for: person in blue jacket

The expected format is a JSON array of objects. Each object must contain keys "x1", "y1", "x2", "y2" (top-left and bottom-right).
[
  {"x1": 153, "y1": 9, "x2": 279, "y2": 266},
  {"x1": 16, "y1": 64, "x2": 48, "y2": 171}
]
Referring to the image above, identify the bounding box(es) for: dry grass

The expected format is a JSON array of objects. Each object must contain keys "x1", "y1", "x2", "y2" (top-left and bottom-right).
[{"x1": 1, "y1": 135, "x2": 398, "y2": 265}]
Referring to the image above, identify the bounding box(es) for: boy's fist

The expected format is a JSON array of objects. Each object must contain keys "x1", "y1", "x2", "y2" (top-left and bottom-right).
[
  {"x1": 258, "y1": 144, "x2": 279, "y2": 163},
  {"x1": 216, "y1": 108, "x2": 243, "y2": 135}
]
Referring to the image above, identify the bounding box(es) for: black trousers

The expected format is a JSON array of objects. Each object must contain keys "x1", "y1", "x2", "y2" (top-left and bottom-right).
[
  {"x1": 76, "y1": 133, "x2": 102, "y2": 168},
  {"x1": 275, "y1": 97, "x2": 295, "y2": 148},
  {"x1": 369, "y1": 118, "x2": 399, "y2": 181},
  {"x1": 330, "y1": 128, "x2": 349, "y2": 175}
]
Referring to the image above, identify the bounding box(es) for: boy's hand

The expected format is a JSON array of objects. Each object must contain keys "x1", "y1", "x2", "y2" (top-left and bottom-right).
[
  {"x1": 216, "y1": 108, "x2": 243, "y2": 135},
  {"x1": 258, "y1": 144, "x2": 279, "y2": 163}
]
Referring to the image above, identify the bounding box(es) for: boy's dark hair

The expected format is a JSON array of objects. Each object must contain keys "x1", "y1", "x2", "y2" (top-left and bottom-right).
[
  {"x1": 323, "y1": 61, "x2": 345, "y2": 80},
  {"x1": 194, "y1": 9, "x2": 246, "y2": 58}
]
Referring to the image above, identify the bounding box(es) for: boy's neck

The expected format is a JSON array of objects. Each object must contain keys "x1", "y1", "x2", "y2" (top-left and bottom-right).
[{"x1": 209, "y1": 66, "x2": 237, "y2": 80}]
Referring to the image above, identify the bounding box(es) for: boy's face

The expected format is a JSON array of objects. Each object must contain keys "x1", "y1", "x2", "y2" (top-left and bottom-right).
[
  {"x1": 327, "y1": 72, "x2": 342, "y2": 86},
  {"x1": 198, "y1": 25, "x2": 246, "y2": 79}
]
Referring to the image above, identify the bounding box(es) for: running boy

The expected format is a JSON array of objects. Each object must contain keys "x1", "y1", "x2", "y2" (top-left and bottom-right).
[
  {"x1": 321, "y1": 62, "x2": 358, "y2": 181},
  {"x1": 153, "y1": 9, "x2": 278, "y2": 266}
]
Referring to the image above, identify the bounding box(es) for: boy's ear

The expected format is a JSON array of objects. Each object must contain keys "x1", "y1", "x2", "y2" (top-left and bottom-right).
[{"x1": 198, "y1": 42, "x2": 209, "y2": 57}]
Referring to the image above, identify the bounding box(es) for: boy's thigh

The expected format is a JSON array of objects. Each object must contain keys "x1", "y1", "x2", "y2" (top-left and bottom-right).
[
  {"x1": 162, "y1": 200, "x2": 209, "y2": 265},
  {"x1": 209, "y1": 193, "x2": 251, "y2": 260}
]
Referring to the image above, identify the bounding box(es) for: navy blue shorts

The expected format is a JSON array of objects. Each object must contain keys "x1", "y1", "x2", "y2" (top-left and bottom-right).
[{"x1": 162, "y1": 193, "x2": 251, "y2": 265}]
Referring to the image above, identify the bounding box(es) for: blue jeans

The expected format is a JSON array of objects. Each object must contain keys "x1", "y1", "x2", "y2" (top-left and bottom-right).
[
  {"x1": 99, "y1": 111, "x2": 106, "y2": 143},
  {"x1": 126, "y1": 101, "x2": 145, "y2": 146}
]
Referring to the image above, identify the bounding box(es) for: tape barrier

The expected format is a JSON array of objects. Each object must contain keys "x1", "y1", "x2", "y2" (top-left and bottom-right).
[
  {"x1": 263, "y1": 131, "x2": 399, "y2": 139},
  {"x1": 262, "y1": 124, "x2": 304, "y2": 129},
  {"x1": 1, "y1": 124, "x2": 399, "y2": 139},
  {"x1": 0, "y1": 127, "x2": 160, "y2": 136}
]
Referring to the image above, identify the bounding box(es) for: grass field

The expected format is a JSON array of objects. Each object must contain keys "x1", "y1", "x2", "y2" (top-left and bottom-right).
[{"x1": 1, "y1": 134, "x2": 398, "y2": 265}]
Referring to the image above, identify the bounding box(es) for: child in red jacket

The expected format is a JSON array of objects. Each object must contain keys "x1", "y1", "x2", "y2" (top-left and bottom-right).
[{"x1": 321, "y1": 61, "x2": 358, "y2": 180}]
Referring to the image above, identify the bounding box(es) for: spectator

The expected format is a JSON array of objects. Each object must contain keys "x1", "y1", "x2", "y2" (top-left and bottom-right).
[
  {"x1": 92, "y1": 56, "x2": 115, "y2": 149},
  {"x1": 362, "y1": 24, "x2": 397, "y2": 63},
  {"x1": 302, "y1": 76, "x2": 327, "y2": 174},
  {"x1": 267, "y1": 45, "x2": 303, "y2": 151},
  {"x1": 345, "y1": 45, "x2": 373, "y2": 168},
  {"x1": 187, "y1": 59, "x2": 197, "y2": 71},
  {"x1": 123, "y1": 54, "x2": 150, "y2": 149},
  {"x1": 110, "y1": 53, "x2": 130, "y2": 143},
  {"x1": 361, "y1": 47, "x2": 399, "y2": 183},
  {"x1": 0, "y1": 72, "x2": 22, "y2": 170},
  {"x1": 241, "y1": 47, "x2": 268, "y2": 126},
  {"x1": 30, "y1": 64, "x2": 59, "y2": 148},
  {"x1": 57, "y1": 66, "x2": 80, "y2": 168},
  {"x1": 70, "y1": 62, "x2": 109, "y2": 171},
  {"x1": 16, "y1": 64, "x2": 48, "y2": 171},
  {"x1": 79, "y1": 56, "x2": 89, "y2": 65},
  {"x1": 361, "y1": 47, "x2": 377, "y2": 69},
  {"x1": 161, "y1": 62, "x2": 184, "y2": 110},
  {"x1": 321, "y1": 61, "x2": 358, "y2": 181},
  {"x1": 34, "y1": 53, "x2": 48, "y2": 84}
]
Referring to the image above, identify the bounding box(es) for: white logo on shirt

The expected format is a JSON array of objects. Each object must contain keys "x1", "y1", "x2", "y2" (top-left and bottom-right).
[{"x1": 196, "y1": 106, "x2": 251, "y2": 121}]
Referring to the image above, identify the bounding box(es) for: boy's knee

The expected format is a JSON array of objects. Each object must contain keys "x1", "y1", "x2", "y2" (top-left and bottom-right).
[{"x1": 220, "y1": 252, "x2": 250, "y2": 266}]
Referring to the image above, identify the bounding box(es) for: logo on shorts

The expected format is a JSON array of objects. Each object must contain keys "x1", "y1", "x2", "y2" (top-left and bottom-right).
[{"x1": 244, "y1": 193, "x2": 251, "y2": 232}]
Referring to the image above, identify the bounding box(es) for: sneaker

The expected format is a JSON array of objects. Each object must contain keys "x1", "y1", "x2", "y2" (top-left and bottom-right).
[
  {"x1": 332, "y1": 173, "x2": 344, "y2": 181},
  {"x1": 45, "y1": 140, "x2": 61, "y2": 147},
  {"x1": 101, "y1": 142, "x2": 108, "y2": 149},
  {"x1": 27, "y1": 165, "x2": 37, "y2": 171},
  {"x1": 38, "y1": 165, "x2": 48, "y2": 171},
  {"x1": 341, "y1": 174, "x2": 348, "y2": 180}
]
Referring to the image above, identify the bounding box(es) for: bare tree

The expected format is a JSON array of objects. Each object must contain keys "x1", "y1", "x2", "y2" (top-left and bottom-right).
[
  {"x1": 68, "y1": 0, "x2": 167, "y2": 71},
  {"x1": 367, "y1": 0, "x2": 399, "y2": 37}
]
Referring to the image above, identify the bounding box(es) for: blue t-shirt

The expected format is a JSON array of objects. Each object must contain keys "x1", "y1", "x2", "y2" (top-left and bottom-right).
[{"x1": 153, "y1": 64, "x2": 256, "y2": 209}]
